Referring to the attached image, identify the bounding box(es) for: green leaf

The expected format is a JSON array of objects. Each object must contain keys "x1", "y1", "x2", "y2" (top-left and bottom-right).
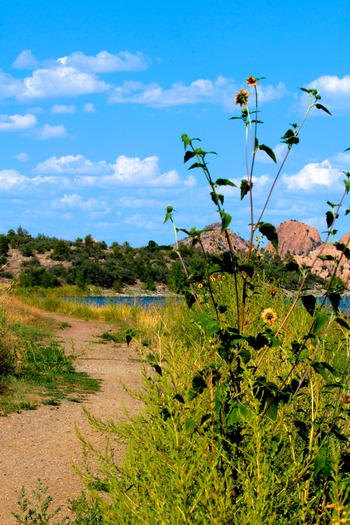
[
  {"x1": 315, "y1": 103, "x2": 332, "y2": 116},
  {"x1": 174, "y1": 394, "x2": 185, "y2": 404},
  {"x1": 210, "y1": 191, "x2": 224, "y2": 206},
  {"x1": 238, "y1": 263, "x2": 254, "y2": 278},
  {"x1": 226, "y1": 402, "x2": 251, "y2": 426},
  {"x1": 318, "y1": 254, "x2": 336, "y2": 261},
  {"x1": 314, "y1": 447, "x2": 333, "y2": 481},
  {"x1": 301, "y1": 295, "x2": 316, "y2": 316},
  {"x1": 327, "y1": 292, "x2": 341, "y2": 312},
  {"x1": 197, "y1": 313, "x2": 220, "y2": 337},
  {"x1": 164, "y1": 205, "x2": 174, "y2": 223},
  {"x1": 219, "y1": 211, "x2": 232, "y2": 232},
  {"x1": 282, "y1": 261, "x2": 300, "y2": 273},
  {"x1": 188, "y1": 162, "x2": 206, "y2": 170},
  {"x1": 312, "y1": 311, "x2": 329, "y2": 336},
  {"x1": 188, "y1": 373, "x2": 207, "y2": 401},
  {"x1": 185, "y1": 418, "x2": 197, "y2": 433},
  {"x1": 240, "y1": 179, "x2": 252, "y2": 200},
  {"x1": 239, "y1": 348, "x2": 251, "y2": 364},
  {"x1": 326, "y1": 210, "x2": 335, "y2": 228},
  {"x1": 335, "y1": 317, "x2": 350, "y2": 330},
  {"x1": 258, "y1": 144, "x2": 277, "y2": 163},
  {"x1": 311, "y1": 361, "x2": 329, "y2": 381},
  {"x1": 258, "y1": 222, "x2": 278, "y2": 253},
  {"x1": 215, "y1": 178, "x2": 237, "y2": 187},
  {"x1": 184, "y1": 150, "x2": 196, "y2": 163}
]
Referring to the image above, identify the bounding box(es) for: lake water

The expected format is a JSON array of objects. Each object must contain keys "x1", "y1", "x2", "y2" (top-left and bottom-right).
[
  {"x1": 64, "y1": 295, "x2": 350, "y2": 312},
  {"x1": 64, "y1": 295, "x2": 177, "y2": 307}
]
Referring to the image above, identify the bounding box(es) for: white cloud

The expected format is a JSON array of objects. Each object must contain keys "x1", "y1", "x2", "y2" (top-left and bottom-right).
[
  {"x1": 0, "y1": 169, "x2": 27, "y2": 190},
  {"x1": 109, "y1": 77, "x2": 285, "y2": 109},
  {"x1": 20, "y1": 66, "x2": 110, "y2": 100},
  {"x1": 118, "y1": 196, "x2": 160, "y2": 208},
  {"x1": 13, "y1": 152, "x2": 29, "y2": 162},
  {"x1": 0, "y1": 72, "x2": 24, "y2": 99},
  {"x1": 52, "y1": 193, "x2": 109, "y2": 211},
  {"x1": 304, "y1": 75, "x2": 350, "y2": 110},
  {"x1": 107, "y1": 155, "x2": 185, "y2": 187},
  {"x1": 124, "y1": 214, "x2": 158, "y2": 229},
  {"x1": 36, "y1": 153, "x2": 191, "y2": 188},
  {"x1": 0, "y1": 113, "x2": 37, "y2": 131},
  {"x1": 257, "y1": 82, "x2": 286, "y2": 104},
  {"x1": 33, "y1": 124, "x2": 67, "y2": 140},
  {"x1": 83, "y1": 102, "x2": 95, "y2": 113},
  {"x1": 57, "y1": 50, "x2": 148, "y2": 72},
  {"x1": 12, "y1": 50, "x2": 39, "y2": 69},
  {"x1": 35, "y1": 154, "x2": 111, "y2": 175},
  {"x1": 51, "y1": 104, "x2": 76, "y2": 114},
  {"x1": 282, "y1": 159, "x2": 342, "y2": 190}
]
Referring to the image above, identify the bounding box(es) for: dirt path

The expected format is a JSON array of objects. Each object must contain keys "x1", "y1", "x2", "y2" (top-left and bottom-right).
[{"x1": 0, "y1": 313, "x2": 143, "y2": 524}]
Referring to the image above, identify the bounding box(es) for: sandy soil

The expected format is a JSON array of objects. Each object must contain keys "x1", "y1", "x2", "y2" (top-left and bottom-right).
[{"x1": 0, "y1": 313, "x2": 143, "y2": 524}]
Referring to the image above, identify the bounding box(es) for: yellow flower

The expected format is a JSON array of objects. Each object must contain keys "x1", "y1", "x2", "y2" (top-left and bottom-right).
[
  {"x1": 261, "y1": 308, "x2": 278, "y2": 325},
  {"x1": 221, "y1": 275, "x2": 226, "y2": 281},
  {"x1": 235, "y1": 89, "x2": 250, "y2": 107},
  {"x1": 197, "y1": 283, "x2": 204, "y2": 289},
  {"x1": 247, "y1": 75, "x2": 258, "y2": 86},
  {"x1": 210, "y1": 275, "x2": 216, "y2": 282}
]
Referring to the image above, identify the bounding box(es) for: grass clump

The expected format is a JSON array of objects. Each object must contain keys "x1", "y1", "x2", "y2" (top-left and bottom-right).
[{"x1": 0, "y1": 294, "x2": 100, "y2": 414}]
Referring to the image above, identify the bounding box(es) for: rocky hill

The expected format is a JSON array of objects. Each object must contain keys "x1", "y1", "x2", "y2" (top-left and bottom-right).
[
  {"x1": 265, "y1": 220, "x2": 350, "y2": 287},
  {"x1": 266, "y1": 220, "x2": 322, "y2": 257},
  {"x1": 180, "y1": 222, "x2": 249, "y2": 254}
]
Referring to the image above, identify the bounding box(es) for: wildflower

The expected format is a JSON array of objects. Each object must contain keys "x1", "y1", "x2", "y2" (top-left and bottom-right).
[
  {"x1": 261, "y1": 308, "x2": 278, "y2": 325},
  {"x1": 197, "y1": 283, "x2": 204, "y2": 289},
  {"x1": 257, "y1": 253, "x2": 264, "y2": 261},
  {"x1": 344, "y1": 394, "x2": 350, "y2": 403},
  {"x1": 247, "y1": 76, "x2": 258, "y2": 86},
  {"x1": 235, "y1": 89, "x2": 250, "y2": 107},
  {"x1": 221, "y1": 275, "x2": 226, "y2": 281},
  {"x1": 210, "y1": 275, "x2": 216, "y2": 282}
]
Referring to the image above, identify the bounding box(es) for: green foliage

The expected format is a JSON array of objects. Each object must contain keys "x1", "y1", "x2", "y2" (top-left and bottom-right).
[
  {"x1": 12, "y1": 480, "x2": 72, "y2": 524},
  {"x1": 66, "y1": 77, "x2": 350, "y2": 524}
]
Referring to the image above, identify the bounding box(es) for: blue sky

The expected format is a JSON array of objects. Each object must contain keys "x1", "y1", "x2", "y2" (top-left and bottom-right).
[{"x1": 0, "y1": 0, "x2": 350, "y2": 246}]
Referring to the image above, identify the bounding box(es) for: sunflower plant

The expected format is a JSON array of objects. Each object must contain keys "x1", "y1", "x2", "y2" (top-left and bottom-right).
[{"x1": 161, "y1": 76, "x2": 350, "y2": 522}]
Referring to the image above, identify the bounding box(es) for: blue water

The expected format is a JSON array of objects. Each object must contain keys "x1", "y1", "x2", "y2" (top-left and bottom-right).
[{"x1": 64, "y1": 295, "x2": 176, "y2": 308}]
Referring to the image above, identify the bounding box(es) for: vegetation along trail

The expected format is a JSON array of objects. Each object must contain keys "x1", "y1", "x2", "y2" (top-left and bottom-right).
[{"x1": 0, "y1": 312, "x2": 143, "y2": 524}]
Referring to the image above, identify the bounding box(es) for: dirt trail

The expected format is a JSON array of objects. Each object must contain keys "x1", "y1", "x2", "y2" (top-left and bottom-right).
[{"x1": 0, "y1": 313, "x2": 143, "y2": 524}]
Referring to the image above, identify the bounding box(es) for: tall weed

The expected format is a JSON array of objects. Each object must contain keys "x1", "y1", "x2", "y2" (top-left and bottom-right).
[{"x1": 56, "y1": 79, "x2": 350, "y2": 522}]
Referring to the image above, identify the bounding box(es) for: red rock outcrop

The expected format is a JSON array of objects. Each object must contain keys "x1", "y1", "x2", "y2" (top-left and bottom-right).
[{"x1": 266, "y1": 220, "x2": 322, "y2": 257}]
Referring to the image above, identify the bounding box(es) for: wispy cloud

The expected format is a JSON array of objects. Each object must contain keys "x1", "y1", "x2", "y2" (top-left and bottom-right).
[
  {"x1": 83, "y1": 102, "x2": 96, "y2": 113},
  {"x1": 52, "y1": 193, "x2": 109, "y2": 212},
  {"x1": 109, "y1": 77, "x2": 286, "y2": 108},
  {"x1": 0, "y1": 113, "x2": 37, "y2": 131},
  {"x1": 33, "y1": 124, "x2": 67, "y2": 140},
  {"x1": 51, "y1": 104, "x2": 76, "y2": 114},
  {"x1": 57, "y1": 50, "x2": 149, "y2": 72},
  {"x1": 13, "y1": 152, "x2": 29, "y2": 162},
  {"x1": 12, "y1": 50, "x2": 39, "y2": 69}
]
